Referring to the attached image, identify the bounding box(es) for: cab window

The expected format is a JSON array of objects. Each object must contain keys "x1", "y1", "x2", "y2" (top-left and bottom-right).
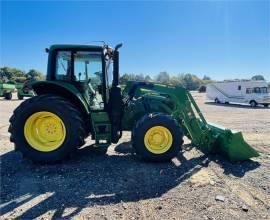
[{"x1": 55, "y1": 51, "x2": 72, "y2": 80}]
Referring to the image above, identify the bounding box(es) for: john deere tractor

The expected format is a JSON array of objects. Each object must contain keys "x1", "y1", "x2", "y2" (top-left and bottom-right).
[{"x1": 9, "y1": 43, "x2": 259, "y2": 163}]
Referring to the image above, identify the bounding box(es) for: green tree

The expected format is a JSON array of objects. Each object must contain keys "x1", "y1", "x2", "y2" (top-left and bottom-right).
[
  {"x1": 203, "y1": 75, "x2": 211, "y2": 80},
  {"x1": 178, "y1": 73, "x2": 202, "y2": 90},
  {"x1": 156, "y1": 71, "x2": 170, "y2": 84},
  {"x1": 169, "y1": 75, "x2": 181, "y2": 86},
  {"x1": 26, "y1": 69, "x2": 45, "y2": 80},
  {"x1": 251, "y1": 75, "x2": 265, "y2": 81},
  {"x1": 135, "y1": 74, "x2": 145, "y2": 81},
  {"x1": 0, "y1": 67, "x2": 25, "y2": 81},
  {"x1": 144, "y1": 75, "x2": 152, "y2": 82},
  {"x1": 119, "y1": 73, "x2": 131, "y2": 84}
]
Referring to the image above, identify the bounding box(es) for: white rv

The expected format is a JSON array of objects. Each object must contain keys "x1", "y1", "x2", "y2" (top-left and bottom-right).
[{"x1": 206, "y1": 80, "x2": 270, "y2": 107}]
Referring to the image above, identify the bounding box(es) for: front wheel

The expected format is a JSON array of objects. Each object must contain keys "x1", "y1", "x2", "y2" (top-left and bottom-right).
[
  {"x1": 4, "y1": 92, "x2": 12, "y2": 100},
  {"x1": 9, "y1": 95, "x2": 85, "y2": 163},
  {"x1": 132, "y1": 113, "x2": 183, "y2": 162}
]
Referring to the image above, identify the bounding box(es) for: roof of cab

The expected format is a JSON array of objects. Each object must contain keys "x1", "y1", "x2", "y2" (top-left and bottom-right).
[{"x1": 49, "y1": 44, "x2": 103, "y2": 51}]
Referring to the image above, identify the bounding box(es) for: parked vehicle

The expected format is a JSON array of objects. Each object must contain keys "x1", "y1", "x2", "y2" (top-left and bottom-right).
[
  {"x1": 198, "y1": 85, "x2": 206, "y2": 93},
  {"x1": 16, "y1": 81, "x2": 35, "y2": 100},
  {"x1": 0, "y1": 83, "x2": 16, "y2": 100},
  {"x1": 206, "y1": 80, "x2": 270, "y2": 107}
]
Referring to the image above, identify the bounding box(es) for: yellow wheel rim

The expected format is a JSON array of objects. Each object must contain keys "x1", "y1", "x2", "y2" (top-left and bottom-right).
[
  {"x1": 24, "y1": 111, "x2": 66, "y2": 152},
  {"x1": 144, "y1": 126, "x2": 173, "y2": 154}
]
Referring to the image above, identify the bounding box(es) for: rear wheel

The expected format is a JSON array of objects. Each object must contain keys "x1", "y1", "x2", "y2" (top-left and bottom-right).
[
  {"x1": 17, "y1": 93, "x2": 24, "y2": 100},
  {"x1": 263, "y1": 104, "x2": 269, "y2": 108},
  {"x1": 214, "y1": 98, "x2": 220, "y2": 103},
  {"x1": 132, "y1": 113, "x2": 183, "y2": 162},
  {"x1": 17, "y1": 93, "x2": 23, "y2": 100},
  {"x1": 9, "y1": 95, "x2": 85, "y2": 163},
  {"x1": 4, "y1": 92, "x2": 12, "y2": 100},
  {"x1": 250, "y1": 100, "x2": 257, "y2": 108}
]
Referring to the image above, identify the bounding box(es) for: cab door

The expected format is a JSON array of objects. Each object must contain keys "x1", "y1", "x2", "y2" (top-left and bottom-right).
[{"x1": 73, "y1": 51, "x2": 105, "y2": 110}]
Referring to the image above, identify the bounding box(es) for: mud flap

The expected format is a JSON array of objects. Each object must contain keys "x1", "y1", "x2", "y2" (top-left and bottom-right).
[{"x1": 207, "y1": 123, "x2": 259, "y2": 162}]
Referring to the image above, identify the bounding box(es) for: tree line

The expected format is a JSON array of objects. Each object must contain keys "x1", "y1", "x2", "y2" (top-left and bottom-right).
[
  {"x1": 0, "y1": 66, "x2": 266, "y2": 90},
  {"x1": 0, "y1": 67, "x2": 45, "y2": 83},
  {"x1": 120, "y1": 72, "x2": 266, "y2": 90},
  {"x1": 119, "y1": 72, "x2": 214, "y2": 90}
]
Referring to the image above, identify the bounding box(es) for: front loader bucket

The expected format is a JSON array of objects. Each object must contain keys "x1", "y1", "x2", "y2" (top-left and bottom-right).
[{"x1": 207, "y1": 123, "x2": 259, "y2": 162}]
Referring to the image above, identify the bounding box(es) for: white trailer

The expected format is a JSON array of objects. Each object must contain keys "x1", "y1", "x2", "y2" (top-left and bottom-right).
[{"x1": 206, "y1": 80, "x2": 270, "y2": 107}]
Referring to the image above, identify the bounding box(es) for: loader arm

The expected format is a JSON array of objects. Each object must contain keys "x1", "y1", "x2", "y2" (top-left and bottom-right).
[{"x1": 124, "y1": 82, "x2": 259, "y2": 161}]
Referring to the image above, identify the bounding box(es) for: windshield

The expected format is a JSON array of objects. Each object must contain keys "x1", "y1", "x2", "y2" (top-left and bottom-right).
[
  {"x1": 74, "y1": 51, "x2": 102, "y2": 88},
  {"x1": 260, "y1": 87, "x2": 268, "y2": 93}
]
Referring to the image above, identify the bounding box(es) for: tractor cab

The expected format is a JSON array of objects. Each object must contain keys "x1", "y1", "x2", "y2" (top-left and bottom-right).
[{"x1": 45, "y1": 44, "x2": 118, "y2": 111}]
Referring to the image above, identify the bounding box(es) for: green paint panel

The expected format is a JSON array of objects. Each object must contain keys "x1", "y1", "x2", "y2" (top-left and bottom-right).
[{"x1": 91, "y1": 112, "x2": 111, "y2": 146}]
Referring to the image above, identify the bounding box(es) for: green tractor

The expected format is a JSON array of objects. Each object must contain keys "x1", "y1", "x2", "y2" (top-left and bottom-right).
[
  {"x1": 15, "y1": 81, "x2": 35, "y2": 100},
  {"x1": 0, "y1": 82, "x2": 16, "y2": 100},
  {"x1": 9, "y1": 44, "x2": 259, "y2": 163}
]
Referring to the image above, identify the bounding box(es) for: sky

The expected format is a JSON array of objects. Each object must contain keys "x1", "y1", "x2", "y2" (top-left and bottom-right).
[{"x1": 1, "y1": 0, "x2": 270, "y2": 81}]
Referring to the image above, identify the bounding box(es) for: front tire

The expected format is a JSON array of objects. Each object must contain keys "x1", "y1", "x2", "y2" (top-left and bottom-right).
[
  {"x1": 9, "y1": 95, "x2": 85, "y2": 163},
  {"x1": 215, "y1": 98, "x2": 220, "y2": 104},
  {"x1": 4, "y1": 92, "x2": 12, "y2": 100},
  {"x1": 132, "y1": 113, "x2": 183, "y2": 162}
]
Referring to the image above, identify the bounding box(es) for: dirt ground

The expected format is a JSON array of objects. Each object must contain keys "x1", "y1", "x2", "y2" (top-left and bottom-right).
[{"x1": 1, "y1": 92, "x2": 269, "y2": 220}]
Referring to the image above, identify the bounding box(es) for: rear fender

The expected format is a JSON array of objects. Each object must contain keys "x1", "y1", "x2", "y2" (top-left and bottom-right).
[{"x1": 31, "y1": 81, "x2": 90, "y2": 115}]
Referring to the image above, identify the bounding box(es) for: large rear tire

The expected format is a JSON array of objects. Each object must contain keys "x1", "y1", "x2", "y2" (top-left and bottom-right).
[
  {"x1": 132, "y1": 113, "x2": 183, "y2": 162},
  {"x1": 9, "y1": 95, "x2": 85, "y2": 163}
]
